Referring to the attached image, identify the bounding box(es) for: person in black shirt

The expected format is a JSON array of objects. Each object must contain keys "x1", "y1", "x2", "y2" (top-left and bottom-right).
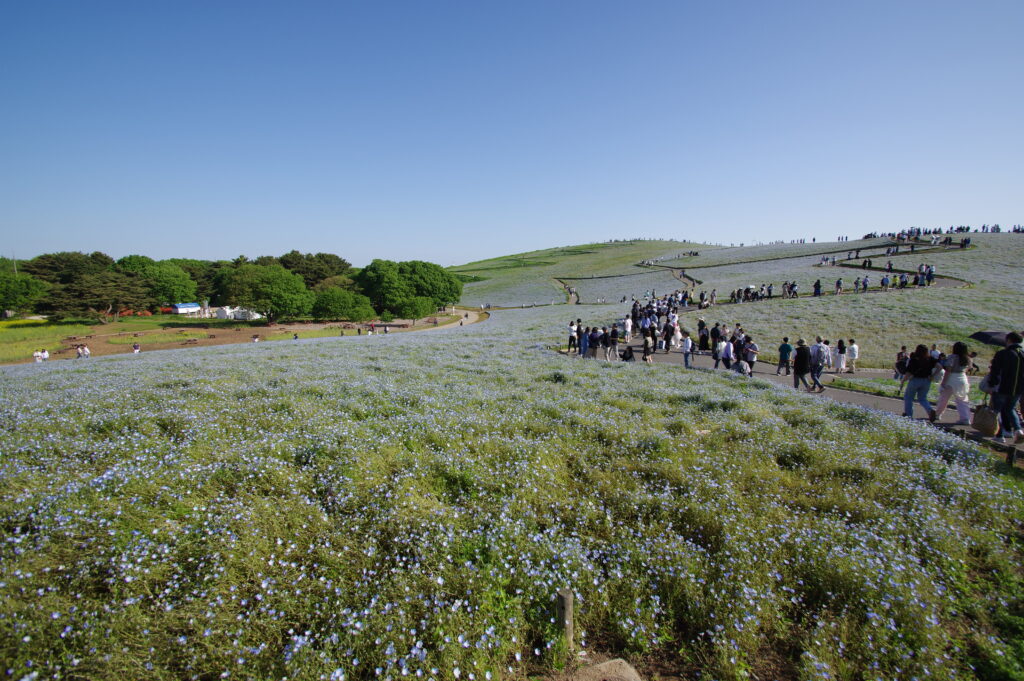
[{"x1": 903, "y1": 344, "x2": 937, "y2": 420}]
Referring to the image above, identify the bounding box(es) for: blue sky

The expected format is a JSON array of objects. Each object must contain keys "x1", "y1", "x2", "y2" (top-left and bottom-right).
[{"x1": 2, "y1": 1, "x2": 1021, "y2": 267}]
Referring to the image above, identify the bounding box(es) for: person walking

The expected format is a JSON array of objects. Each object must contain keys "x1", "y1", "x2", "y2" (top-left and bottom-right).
[
  {"x1": 743, "y1": 336, "x2": 759, "y2": 371},
  {"x1": 792, "y1": 339, "x2": 813, "y2": 391},
  {"x1": 681, "y1": 331, "x2": 694, "y2": 369},
  {"x1": 903, "y1": 344, "x2": 938, "y2": 420},
  {"x1": 835, "y1": 339, "x2": 847, "y2": 374},
  {"x1": 776, "y1": 337, "x2": 793, "y2": 375},
  {"x1": 641, "y1": 328, "x2": 654, "y2": 364},
  {"x1": 810, "y1": 337, "x2": 827, "y2": 392},
  {"x1": 847, "y1": 339, "x2": 859, "y2": 372},
  {"x1": 720, "y1": 335, "x2": 734, "y2": 370},
  {"x1": 934, "y1": 341, "x2": 973, "y2": 425},
  {"x1": 567, "y1": 321, "x2": 577, "y2": 353},
  {"x1": 894, "y1": 346, "x2": 910, "y2": 393},
  {"x1": 608, "y1": 324, "x2": 620, "y2": 361},
  {"x1": 986, "y1": 331, "x2": 1024, "y2": 442}
]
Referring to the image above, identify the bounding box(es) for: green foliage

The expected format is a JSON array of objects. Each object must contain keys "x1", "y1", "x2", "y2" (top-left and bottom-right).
[
  {"x1": 2, "y1": 309, "x2": 1022, "y2": 679},
  {"x1": 115, "y1": 254, "x2": 157, "y2": 273},
  {"x1": 356, "y1": 259, "x2": 414, "y2": 313},
  {"x1": 22, "y1": 251, "x2": 114, "y2": 285},
  {"x1": 225, "y1": 264, "x2": 314, "y2": 321},
  {"x1": 116, "y1": 256, "x2": 198, "y2": 305},
  {"x1": 314, "y1": 273, "x2": 356, "y2": 291},
  {"x1": 397, "y1": 260, "x2": 463, "y2": 307},
  {"x1": 0, "y1": 266, "x2": 49, "y2": 314},
  {"x1": 166, "y1": 258, "x2": 224, "y2": 303},
  {"x1": 357, "y1": 259, "x2": 460, "y2": 315},
  {"x1": 395, "y1": 295, "x2": 436, "y2": 320},
  {"x1": 279, "y1": 250, "x2": 352, "y2": 289},
  {"x1": 311, "y1": 287, "x2": 376, "y2": 322}
]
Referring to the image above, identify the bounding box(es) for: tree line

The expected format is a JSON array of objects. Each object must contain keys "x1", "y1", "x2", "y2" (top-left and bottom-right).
[{"x1": 0, "y1": 250, "x2": 462, "y2": 323}]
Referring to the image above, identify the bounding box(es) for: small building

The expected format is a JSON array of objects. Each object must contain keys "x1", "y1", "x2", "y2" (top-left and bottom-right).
[
  {"x1": 213, "y1": 306, "x2": 262, "y2": 321},
  {"x1": 172, "y1": 303, "x2": 202, "y2": 315}
]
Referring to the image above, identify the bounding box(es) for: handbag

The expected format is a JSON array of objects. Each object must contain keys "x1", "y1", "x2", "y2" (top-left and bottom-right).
[{"x1": 971, "y1": 395, "x2": 1000, "y2": 437}]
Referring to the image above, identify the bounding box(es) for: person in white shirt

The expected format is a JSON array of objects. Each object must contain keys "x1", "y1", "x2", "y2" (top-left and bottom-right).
[
  {"x1": 681, "y1": 332, "x2": 694, "y2": 368},
  {"x1": 847, "y1": 339, "x2": 859, "y2": 373},
  {"x1": 720, "y1": 337, "x2": 734, "y2": 370}
]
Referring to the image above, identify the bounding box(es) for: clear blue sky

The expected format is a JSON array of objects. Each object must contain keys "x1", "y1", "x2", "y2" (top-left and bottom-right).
[{"x1": 2, "y1": 1, "x2": 1021, "y2": 267}]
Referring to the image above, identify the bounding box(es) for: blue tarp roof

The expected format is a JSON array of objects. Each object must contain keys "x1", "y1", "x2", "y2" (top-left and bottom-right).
[{"x1": 173, "y1": 303, "x2": 201, "y2": 309}]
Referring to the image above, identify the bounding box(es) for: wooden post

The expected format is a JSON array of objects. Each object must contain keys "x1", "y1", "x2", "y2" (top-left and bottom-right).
[
  {"x1": 556, "y1": 588, "x2": 574, "y2": 653},
  {"x1": 1008, "y1": 446, "x2": 1017, "y2": 467}
]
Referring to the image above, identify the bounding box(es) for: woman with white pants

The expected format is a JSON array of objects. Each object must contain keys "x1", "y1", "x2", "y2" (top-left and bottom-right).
[{"x1": 933, "y1": 342, "x2": 973, "y2": 424}]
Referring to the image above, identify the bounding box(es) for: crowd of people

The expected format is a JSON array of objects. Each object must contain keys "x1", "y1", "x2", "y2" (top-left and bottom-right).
[
  {"x1": 565, "y1": 290, "x2": 1024, "y2": 443},
  {"x1": 862, "y1": 224, "x2": 1016, "y2": 239},
  {"x1": 893, "y1": 334, "x2": 1024, "y2": 443}
]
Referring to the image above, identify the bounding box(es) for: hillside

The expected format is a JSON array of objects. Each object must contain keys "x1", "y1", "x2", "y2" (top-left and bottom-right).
[
  {"x1": 2, "y1": 301, "x2": 1024, "y2": 680},
  {"x1": 456, "y1": 233, "x2": 1024, "y2": 368},
  {"x1": 2, "y1": 233, "x2": 1024, "y2": 680},
  {"x1": 451, "y1": 240, "x2": 706, "y2": 307}
]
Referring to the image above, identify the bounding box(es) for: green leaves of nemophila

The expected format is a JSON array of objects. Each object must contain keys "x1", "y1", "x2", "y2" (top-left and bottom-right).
[{"x1": 1, "y1": 305, "x2": 1022, "y2": 680}]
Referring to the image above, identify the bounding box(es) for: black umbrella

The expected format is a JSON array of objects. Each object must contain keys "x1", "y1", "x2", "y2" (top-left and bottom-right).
[{"x1": 969, "y1": 331, "x2": 1009, "y2": 347}]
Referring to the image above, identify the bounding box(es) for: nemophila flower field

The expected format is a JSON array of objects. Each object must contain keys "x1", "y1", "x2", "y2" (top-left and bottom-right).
[
  {"x1": 563, "y1": 270, "x2": 686, "y2": 304},
  {"x1": 2, "y1": 307, "x2": 1023, "y2": 681}
]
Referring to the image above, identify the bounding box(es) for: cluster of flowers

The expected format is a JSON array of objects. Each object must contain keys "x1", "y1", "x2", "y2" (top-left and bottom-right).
[{"x1": 0, "y1": 306, "x2": 1021, "y2": 680}]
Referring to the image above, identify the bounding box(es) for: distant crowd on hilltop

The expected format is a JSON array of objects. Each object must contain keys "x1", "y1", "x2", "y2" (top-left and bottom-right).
[{"x1": 862, "y1": 224, "x2": 1021, "y2": 239}]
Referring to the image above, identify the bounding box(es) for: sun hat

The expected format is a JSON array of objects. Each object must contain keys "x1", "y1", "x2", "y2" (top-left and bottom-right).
[{"x1": 796, "y1": 338, "x2": 806, "y2": 346}]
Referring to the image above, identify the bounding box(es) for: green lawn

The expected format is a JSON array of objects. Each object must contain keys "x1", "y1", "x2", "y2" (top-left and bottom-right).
[
  {"x1": 0, "y1": 316, "x2": 253, "y2": 364},
  {"x1": 453, "y1": 240, "x2": 708, "y2": 307}
]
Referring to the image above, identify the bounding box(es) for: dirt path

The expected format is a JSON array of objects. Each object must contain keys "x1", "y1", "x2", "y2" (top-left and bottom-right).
[{"x1": 20, "y1": 308, "x2": 489, "y2": 365}]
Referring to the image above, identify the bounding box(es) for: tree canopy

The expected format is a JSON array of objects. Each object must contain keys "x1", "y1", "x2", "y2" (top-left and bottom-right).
[
  {"x1": 6, "y1": 248, "x2": 454, "y2": 322},
  {"x1": 311, "y1": 288, "x2": 376, "y2": 322},
  {"x1": 0, "y1": 261, "x2": 49, "y2": 314},
  {"x1": 225, "y1": 264, "x2": 314, "y2": 322},
  {"x1": 356, "y1": 259, "x2": 462, "y2": 316}
]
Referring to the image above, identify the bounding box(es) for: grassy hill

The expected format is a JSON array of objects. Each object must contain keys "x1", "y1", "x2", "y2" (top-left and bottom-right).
[
  {"x1": 3, "y1": 304, "x2": 1024, "y2": 680},
  {"x1": 452, "y1": 240, "x2": 707, "y2": 307},
  {"x1": 2, "y1": 234, "x2": 1024, "y2": 680},
  {"x1": 463, "y1": 233, "x2": 1024, "y2": 369}
]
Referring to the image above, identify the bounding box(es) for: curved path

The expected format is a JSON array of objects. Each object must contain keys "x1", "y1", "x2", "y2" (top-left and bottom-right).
[{"x1": 556, "y1": 239, "x2": 972, "y2": 306}]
